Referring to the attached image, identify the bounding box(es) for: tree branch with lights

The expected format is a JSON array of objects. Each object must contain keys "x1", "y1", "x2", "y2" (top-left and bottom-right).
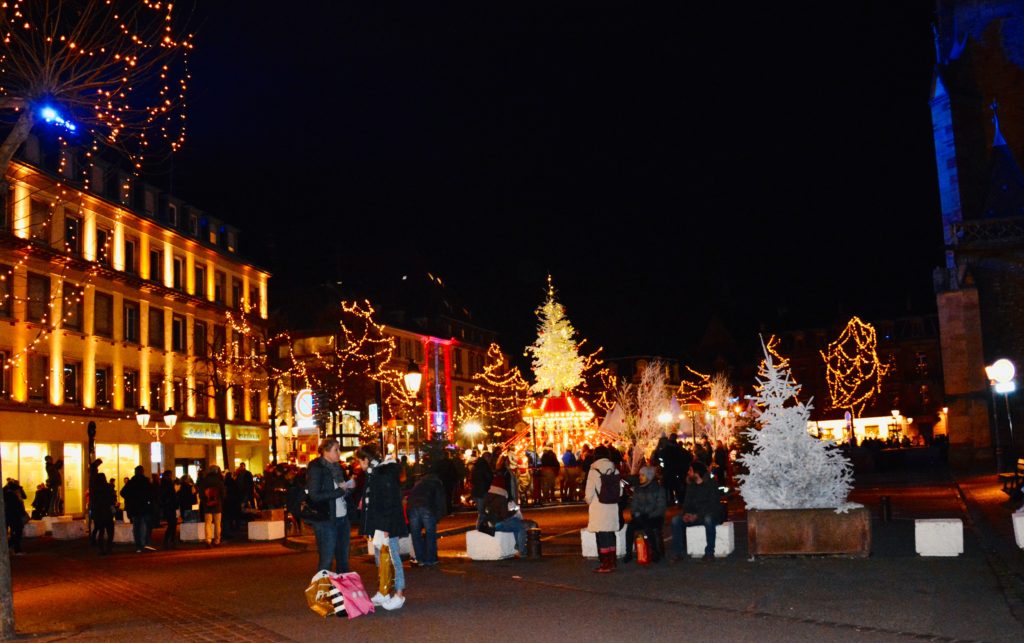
[{"x1": 820, "y1": 316, "x2": 889, "y2": 419}]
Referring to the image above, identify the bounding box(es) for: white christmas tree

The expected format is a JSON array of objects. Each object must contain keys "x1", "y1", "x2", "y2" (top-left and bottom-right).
[
  {"x1": 526, "y1": 278, "x2": 585, "y2": 396},
  {"x1": 737, "y1": 340, "x2": 855, "y2": 511}
]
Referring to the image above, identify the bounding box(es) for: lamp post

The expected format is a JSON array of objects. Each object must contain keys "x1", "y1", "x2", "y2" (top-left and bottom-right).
[
  {"x1": 404, "y1": 360, "x2": 423, "y2": 462},
  {"x1": 986, "y1": 358, "x2": 1017, "y2": 472}
]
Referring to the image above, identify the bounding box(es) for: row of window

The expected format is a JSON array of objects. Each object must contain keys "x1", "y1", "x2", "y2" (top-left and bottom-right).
[
  {"x1": 0, "y1": 268, "x2": 221, "y2": 354},
  {"x1": 0, "y1": 350, "x2": 259, "y2": 418},
  {"x1": 22, "y1": 200, "x2": 258, "y2": 310}
]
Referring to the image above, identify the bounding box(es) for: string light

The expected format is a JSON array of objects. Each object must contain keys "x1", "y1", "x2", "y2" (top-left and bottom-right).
[
  {"x1": 456, "y1": 342, "x2": 530, "y2": 435},
  {"x1": 820, "y1": 316, "x2": 890, "y2": 418}
]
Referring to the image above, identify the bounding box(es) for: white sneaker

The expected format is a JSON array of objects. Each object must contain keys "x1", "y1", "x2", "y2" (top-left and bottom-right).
[
  {"x1": 370, "y1": 592, "x2": 387, "y2": 606},
  {"x1": 382, "y1": 594, "x2": 405, "y2": 611}
]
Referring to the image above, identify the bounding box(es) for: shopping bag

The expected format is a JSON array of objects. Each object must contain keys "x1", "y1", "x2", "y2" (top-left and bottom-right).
[
  {"x1": 330, "y1": 572, "x2": 375, "y2": 619},
  {"x1": 305, "y1": 571, "x2": 340, "y2": 617},
  {"x1": 379, "y1": 544, "x2": 396, "y2": 596},
  {"x1": 635, "y1": 533, "x2": 650, "y2": 565}
]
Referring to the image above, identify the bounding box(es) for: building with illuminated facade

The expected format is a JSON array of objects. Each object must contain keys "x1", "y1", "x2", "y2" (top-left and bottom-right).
[{"x1": 0, "y1": 135, "x2": 270, "y2": 514}]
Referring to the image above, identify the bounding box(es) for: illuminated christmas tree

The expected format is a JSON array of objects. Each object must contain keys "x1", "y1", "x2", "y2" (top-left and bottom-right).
[
  {"x1": 526, "y1": 278, "x2": 585, "y2": 396},
  {"x1": 737, "y1": 340, "x2": 854, "y2": 510},
  {"x1": 457, "y1": 342, "x2": 530, "y2": 434},
  {"x1": 820, "y1": 316, "x2": 889, "y2": 418}
]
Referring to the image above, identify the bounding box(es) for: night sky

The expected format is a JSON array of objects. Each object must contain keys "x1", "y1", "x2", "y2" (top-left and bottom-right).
[{"x1": 168, "y1": 2, "x2": 942, "y2": 363}]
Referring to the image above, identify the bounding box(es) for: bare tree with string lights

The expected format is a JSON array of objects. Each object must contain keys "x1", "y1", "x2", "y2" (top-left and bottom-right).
[{"x1": 820, "y1": 316, "x2": 890, "y2": 420}]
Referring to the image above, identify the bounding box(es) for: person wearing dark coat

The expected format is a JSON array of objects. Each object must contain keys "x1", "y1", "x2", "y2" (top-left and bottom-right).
[
  {"x1": 406, "y1": 466, "x2": 447, "y2": 566},
  {"x1": 623, "y1": 466, "x2": 667, "y2": 563},
  {"x1": 306, "y1": 438, "x2": 354, "y2": 574},
  {"x1": 91, "y1": 477, "x2": 116, "y2": 555},
  {"x1": 177, "y1": 475, "x2": 197, "y2": 522},
  {"x1": 159, "y1": 471, "x2": 179, "y2": 549},
  {"x1": 670, "y1": 461, "x2": 724, "y2": 561},
  {"x1": 470, "y1": 452, "x2": 494, "y2": 529},
  {"x1": 3, "y1": 478, "x2": 27, "y2": 554},
  {"x1": 223, "y1": 471, "x2": 242, "y2": 536},
  {"x1": 196, "y1": 466, "x2": 225, "y2": 547},
  {"x1": 433, "y1": 450, "x2": 458, "y2": 515},
  {"x1": 120, "y1": 466, "x2": 154, "y2": 552},
  {"x1": 357, "y1": 444, "x2": 408, "y2": 611}
]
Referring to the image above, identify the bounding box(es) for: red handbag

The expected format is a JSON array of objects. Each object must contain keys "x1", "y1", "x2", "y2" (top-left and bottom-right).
[{"x1": 635, "y1": 533, "x2": 650, "y2": 565}]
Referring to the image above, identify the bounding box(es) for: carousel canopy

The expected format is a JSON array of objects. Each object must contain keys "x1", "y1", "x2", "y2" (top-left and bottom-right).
[{"x1": 523, "y1": 393, "x2": 595, "y2": 424}]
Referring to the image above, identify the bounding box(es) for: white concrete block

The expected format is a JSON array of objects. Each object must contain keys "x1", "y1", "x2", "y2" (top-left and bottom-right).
[
  {"x1": 41, "y1": 515, "x2": 71, "y2": 534},
  {"x1": 686, "y1": 521, "x2": 735, "y2": 558},
  {"x1": 466, "y1": 529, "x2": 517, "y2": 560},
  {"x1": 1014, "y1": 511, "x2": 1024, "y2": 550},
  {"x1": 579, "y1": 526, "x2": 628, "y2": 559},
  {"x1": 51, "y1": 520, "x2": 86, "y2": 540},
  {"x1": 247, "y1": 520, "x2": 285, "y2": 541},
  {"x1": 22, "y1": 521, "x2": 44, "y2": 538},
  {"x1": 915, "y1": 518, "x2": 963, "y2": 557},
  {"x1": 113, "y1": 522, "x2": 134, "y2": 543},
  {"x1": 180, "y1": 521, "x2": 204, "y2": 542}
]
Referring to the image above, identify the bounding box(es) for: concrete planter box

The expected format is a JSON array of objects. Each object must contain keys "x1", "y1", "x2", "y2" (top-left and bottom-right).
[{"x1": 747, "y1": 507, "x2": 871, "y2": 557}]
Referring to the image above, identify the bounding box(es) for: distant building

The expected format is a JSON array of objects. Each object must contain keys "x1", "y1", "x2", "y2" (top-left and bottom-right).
[{"x1": 0, "y1": 133, "x2": 270, "y2": 511}]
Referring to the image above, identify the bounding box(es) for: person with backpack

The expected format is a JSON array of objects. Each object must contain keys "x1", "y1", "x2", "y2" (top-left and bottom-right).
[
  {"x1": 585, "y1": 445, "x2": 621, "y2": 573},
  {"x1": 197, "y1": 465, "x2": 225, "y2": 547}
]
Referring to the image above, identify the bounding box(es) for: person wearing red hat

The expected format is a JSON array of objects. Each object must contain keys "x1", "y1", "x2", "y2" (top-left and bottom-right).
[{"x1": 483, "y1": 474, "x2": 534, "y2": 556}]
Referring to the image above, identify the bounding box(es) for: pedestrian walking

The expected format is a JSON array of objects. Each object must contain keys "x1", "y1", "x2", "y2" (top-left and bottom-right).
[
  {"x1": 307, "y1": 437, "x2": 355, "y2": 574},
  {"x1": 120, "y1": 466, "x2": 154, "y2": 553},
  {"x1": 3, "y1": 478, "x2": 27, "y2": 555},
  {"x1": 159, "y1": 471, "x2": 179, "y2": 549},
  {"x1": 357, "y1": 443, "x2": 408, "y2": 611},
  {"x1": 92, "y1": 477, "x2": 116, "y2": 555},
  {"x1": 197, "y1": 465, "x2": 225, "y2": 547}
]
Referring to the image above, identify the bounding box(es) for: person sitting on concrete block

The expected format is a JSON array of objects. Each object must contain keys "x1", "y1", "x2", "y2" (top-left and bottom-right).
[
  {"x1": 670, "y1": 461, "x2": 724, "y2": 562},
  {"x1": 483, "y1": 473, "x2": 535, "y2": 557}
]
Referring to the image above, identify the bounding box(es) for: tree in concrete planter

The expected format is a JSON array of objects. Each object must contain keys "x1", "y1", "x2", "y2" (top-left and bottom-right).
[{"x1": 737, "y1": 340, "x2": 854, "y2": 511}]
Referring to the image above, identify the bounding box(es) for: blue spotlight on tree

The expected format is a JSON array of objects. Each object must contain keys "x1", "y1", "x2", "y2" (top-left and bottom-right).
[{"x1": 38, "y1": 104, "x2": 76, "y2": 132}]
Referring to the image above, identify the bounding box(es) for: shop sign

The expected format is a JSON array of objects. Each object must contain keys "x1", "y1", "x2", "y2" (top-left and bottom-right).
[
  {"x1": 234, "y1": 429, "x2": 262, "y2": 442},
  {"x1": 182, "y1": 425, "x2": 221, "y2": 441}
]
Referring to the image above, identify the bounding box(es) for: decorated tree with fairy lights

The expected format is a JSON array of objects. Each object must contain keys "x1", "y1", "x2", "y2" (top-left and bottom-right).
[
  {"x1": 616, "y1": 360, "x2": 670, "y2": 472},
  {"x1": 737, "y1": 340, "x2": 854, "y2": 511},
  {"x1": 0, "y1": 3, "x2": 192, "y2": 635},
  {"x1": 820, "y1": 316, "x2": 889, "y2": 419},
  {"x1": 526, "y1": 278, "x2": 585, "y2": 397},
  {"x1": 457, "y1": 342, "x2": 530, "y2": 435}
]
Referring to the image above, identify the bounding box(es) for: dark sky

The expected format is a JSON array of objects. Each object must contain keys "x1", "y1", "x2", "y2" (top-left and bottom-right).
[{"x1": 168, "y1": 1, "x2": 942, "y2": 362}]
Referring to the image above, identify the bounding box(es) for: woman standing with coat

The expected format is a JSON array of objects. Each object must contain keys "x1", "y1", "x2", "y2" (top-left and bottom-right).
[
  {"x1": 306, "y1": 438, "x2": 354, "y2": 574},
  {"x1": 585, "y1": 445, "x2": 620, "y2": 573},
  {"x1": 357, "y1": 443, "x2": 409, "y2": 611}
]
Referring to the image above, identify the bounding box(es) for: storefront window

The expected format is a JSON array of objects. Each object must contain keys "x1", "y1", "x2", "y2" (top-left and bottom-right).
[
  {"x1": 1, "y1": 442, "x2": 49, "y2": 509},
  {"x1": 94, "y1": 443, "x2": 140, "y2": 495}
]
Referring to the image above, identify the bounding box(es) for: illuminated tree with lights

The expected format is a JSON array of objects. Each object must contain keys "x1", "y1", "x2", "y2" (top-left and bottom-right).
[
  {"x1": 526, "y1": 279, "x2": 585, "y2": 396},
  {"x1": 616, "y1": 360, "x2": 670, "y2": 472},
  {"x1": 0, "y1": 0, "x2": 193, "y2": 172},
  {"x1": 576, "y1": 343, "x2": 617, "y2": 414},
  {"x1": 820, "y1": 316, "x2": 889, "y2": 419},
  {"x1": 193, "y1": 309, "x2": 269, "y2": 471},
  {"x1": 737, "y1": 340, "x2": 853, "y2": 510},
  {"x1": 457, "y1": 342, "x2": 530, "y2": 435}
]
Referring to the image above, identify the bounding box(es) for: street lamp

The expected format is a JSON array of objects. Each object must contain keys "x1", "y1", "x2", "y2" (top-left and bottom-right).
[
  {"x1": 986, "y1": 358, "x2": 1017, "y2": 471},
  {"x1": 404, "y1": 360, "x2": 423, "y2": 462},
  {"x1": 135, "y1": 406, "x2": 150, "y2": 430},
  {"x1": 890, "y1": 409, "x2": 900, "y2": 441}
]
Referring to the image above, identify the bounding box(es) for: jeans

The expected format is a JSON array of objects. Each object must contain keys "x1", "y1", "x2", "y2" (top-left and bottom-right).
[
  {"x1": 130, "y1": 515, "x2": 147, "y2": 549},
  {"x1": 670, "y1": 512, "x2": 719, "y2": 557},
  {"x1": 204, "y1": 511, "x2": 222, "y2": 544},
  {"x1": 312, "y1": 515, "x2": 350, "y2": 573},
  {"x1": 494, "y1": 516, "x2": 527, "y2": 555},
  {"x1": 373, "y1": 536, "x2": 406, "y2": 592},
  {"x1": 408, "y1": 506, "x2": 438, "y2": 565}
]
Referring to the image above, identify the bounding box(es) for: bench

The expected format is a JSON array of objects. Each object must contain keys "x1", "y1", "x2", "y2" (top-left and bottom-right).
[{"x1": 998, "y1": 458, "x2": 1024, "y2": 495}]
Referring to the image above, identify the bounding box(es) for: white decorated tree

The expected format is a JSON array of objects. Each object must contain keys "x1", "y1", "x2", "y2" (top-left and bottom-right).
[
  {"x1": 737, "y1": 340, "x2": 854, "y2": 510},
  {"x1": 526, "y1": 279, "x2": 585, "y2": 396}
]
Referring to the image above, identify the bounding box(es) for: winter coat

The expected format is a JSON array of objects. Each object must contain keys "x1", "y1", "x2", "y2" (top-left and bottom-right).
[
  {"x1": 585, "y1": 458, "x2": 620, "y2": 533},
  {"x1": 306, "y1": 456, "x2": 348, "y2": 521},
  {"x1": 197, "y1": 471, "x2": 225, "y2": 515},
  {"x1": 406, "y1": 473, "x2": 447, "y2": 520},
  {"x1": 470, "y1": 457, "x2": 493, "y2": 499},
  {"x1": 91, "y1": 481, "x2": 116, "y2": 522},
  {"x1": 3, "y1": 482, "x2": 26, "y2": 525},
  {"x1": 483, "y1": 487, "x2": 513, "y2": 523},
  {"x1": 629, "y1": 477, "x2": 666, "y2": 519},
  {"x1": 159, "y1": 477, "x2": 179, "y2": 517},
  {"x1": 683, "y1": 476, "x2": 723, "y2": 519},
  {"x1": 120, "y1": 473, "x2": 153, "y2": 519},
  {"x1": 360, "y1": 460, "x2": 409, "y2": 537}
]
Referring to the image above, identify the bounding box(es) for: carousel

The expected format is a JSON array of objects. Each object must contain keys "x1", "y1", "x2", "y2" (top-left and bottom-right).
[{"x1": 501, "y1": 393, "x2": 618, "y2": 461}]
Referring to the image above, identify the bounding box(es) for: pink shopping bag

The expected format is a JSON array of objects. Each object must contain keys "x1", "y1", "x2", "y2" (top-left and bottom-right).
[{"x1": 330, "y1": 572, "x2": 375, "y2": 619}]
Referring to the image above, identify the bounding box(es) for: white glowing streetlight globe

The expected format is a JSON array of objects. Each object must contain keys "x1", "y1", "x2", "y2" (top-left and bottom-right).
[
  {"x1": 463, "y1": 420, "x2": 483, "y2": 436},
  {"x1": 987, "y1": 358, "x2": 1016, "y2": 384},
  {"x1": 657, "y1": 411, "x2": 673, "y2": 425}
]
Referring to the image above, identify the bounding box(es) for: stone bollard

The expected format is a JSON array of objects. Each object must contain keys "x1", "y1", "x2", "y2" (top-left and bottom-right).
[{"x1": 880, "y1": 495, "x2": 892, "y2": 522}]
